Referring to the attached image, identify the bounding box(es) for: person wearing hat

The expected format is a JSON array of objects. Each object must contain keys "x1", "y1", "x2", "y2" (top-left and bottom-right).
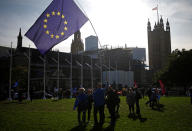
[{"x1": 73, "y1": 87, "x2": 88, "y2": 126}]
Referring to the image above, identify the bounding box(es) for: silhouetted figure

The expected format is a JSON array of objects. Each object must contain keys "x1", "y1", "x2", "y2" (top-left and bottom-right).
[
  {"x1": 126, "y1": 88, "x2": 135, "y2": 117},
  {"x1": 134, "y1": 88, "x2": 142, "y2": 118},
  {"x1": 73, "y1": 88, "x2": 88, "y2": 126},
  {"x1": 145, "y1": 88, "x2": 152, "y2": 107},
  {"x1": 93, "y1": 83, "x2": 106, "y2": 127},
  {"x1": 115, "y1": 90, "x2": 120, "y2": 117},
  {"x1": 106, "y1": 85, "x2": 118, "y2": 126},
  {"x1": 87, "y1": 89, "x2": 93, "y2": 122},
  {"x1": 18, "y1": 89, "x2": 23, "y2": 102}
]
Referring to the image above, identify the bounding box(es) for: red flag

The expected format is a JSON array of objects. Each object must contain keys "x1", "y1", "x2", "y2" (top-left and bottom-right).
[
  {"x1": 152, "y1": 7, "x2": 158, "y2": 10},
  {"x1": 159, "y1": 80, "x2": 165, "y2": 95},
  {"x1": 134, "y1": 81, "x2": 138, "y2": 88}
]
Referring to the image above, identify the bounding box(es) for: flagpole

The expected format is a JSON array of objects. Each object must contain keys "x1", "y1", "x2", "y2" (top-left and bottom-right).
[
  {"x1": 157, "y1": 0, "x2": 159, "y2": 22},
  {"x1": 91, "y1": 57, "x2": 93, "y2": 90},
  {"x1": 108, "y1": 57, "x2": 111, "y2": 85},
  {"x1": 70, "y1": 53, "x2": 72, "y2": 98},
  {"x1": 8, "y1": 42, "x2": 12, "y2": 101},
  {"x1": 57, "y1": 51, "x2": 59, "y2": 99},
  {"x1": 81, "y1": 54, "x2": 83, "y2": 87},
  {"x1": 27, "y1": 45, "x2": 31, "y2": 100},
  {"x1": 115, "y1": 62, "x2": 117, "y2": 89},
  {"x1": 39, "y1": 55, "x2": 46, "y2": 100}
]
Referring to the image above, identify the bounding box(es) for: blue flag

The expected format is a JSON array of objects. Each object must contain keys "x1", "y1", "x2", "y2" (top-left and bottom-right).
[{"x1": 25, "y1": 0, "x2": 88, "y2": 54}]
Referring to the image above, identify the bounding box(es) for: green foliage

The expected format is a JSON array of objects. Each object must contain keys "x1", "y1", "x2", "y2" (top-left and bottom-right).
[
  {"x1": 0, "y1": 97, "x2": 192, "y2": 131},
  {"x1": 154, "y1": 49, "x2": 192, "y2": 87}
]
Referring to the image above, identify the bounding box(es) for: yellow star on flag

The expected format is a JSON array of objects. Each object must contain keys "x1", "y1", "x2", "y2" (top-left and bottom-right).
[
  {"x1": 43, "y1": 25, "x2": 47, "y2": 29},
  {"x1": 55, "y1": 35, "x2": 59, "y2": 39},
  {"x1": 44, "y1": 19, "x2": 48, "y2": 23},
  {"x1": 57, "y1": 12, "x2": 61, "y2": 16},
  {"x1": 62, "y1": 15, "x2": 65, "y2": 19},
  {"x1": 64, "y1": 20, "x2": 68, "y2": 25},
  {"x1": 46, "y1": 13, "x2": 50, "y2": 18},
  {"x1": 46, "y1": 30, "x2": 49, "y2": 35},
  {"x1": 64, "y1": 27, "x2": 68, "y2": 31},
  {"x1": 50, "y1": 34, "x2": 54, "y2": 38},
  {"x1": 61, "y1": 32, "x2": 64, "y2": 36},
  {"x1": 52, "y1": 11, "x2": 55, "y2": 16}
]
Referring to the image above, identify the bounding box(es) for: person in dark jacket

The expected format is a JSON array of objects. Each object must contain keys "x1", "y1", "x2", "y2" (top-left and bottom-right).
[
  {"x1": 73, "y1": 88, "x2": 88, "y2": 126},
  {"x1": 87, "y1": 89, "x2": 93, "y2": 122},
  {"x1": 126, "y1": 88, "x2": 135, "y2": 117},
  {"x1": 106, "y1": 85, "x2": 118, "y2": 126},
  {"x1": 145, "y1": 88, "x2": 152, "y2": 107},
  {"x1": 115, "y1": 90, "x2": 120, "y2": 117},
  {"x1": 93, "y1": 83, "x2": 106, "y2": 127},
  {"x1": 134, "y1": 87, "x2": 142, "y2": 118}
]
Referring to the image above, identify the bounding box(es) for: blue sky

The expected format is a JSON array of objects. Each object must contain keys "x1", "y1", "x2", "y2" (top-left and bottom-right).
[{"x1": 0, "y1": 0, "x2": 192, "y2": 54}]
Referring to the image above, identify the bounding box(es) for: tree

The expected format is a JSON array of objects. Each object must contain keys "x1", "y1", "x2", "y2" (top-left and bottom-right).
[{"x1": 154, "y1": 49, "x2": 192, "y2": 87}]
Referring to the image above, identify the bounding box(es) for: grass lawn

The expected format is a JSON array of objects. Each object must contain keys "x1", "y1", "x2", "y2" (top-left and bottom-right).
[{"x1": 0, "y1": 97, "x2": 192, "y2": 131}]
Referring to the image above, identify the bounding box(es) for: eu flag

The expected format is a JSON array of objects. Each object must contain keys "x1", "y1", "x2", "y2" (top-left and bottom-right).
[{"x1": 25, "y1": 0, "x2": 88, "y2": 54}]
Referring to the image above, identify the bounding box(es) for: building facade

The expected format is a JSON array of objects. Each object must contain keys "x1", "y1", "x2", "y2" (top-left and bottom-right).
[
  {"x1": 147, "y1": 17, "x2": 171, "y2": 72},
  {"x1": 85, "y1": 35, "x2": 98, "y2": 51},
  {"x1": 71, "y1": 30, "x2": 84, "y2": 54}
]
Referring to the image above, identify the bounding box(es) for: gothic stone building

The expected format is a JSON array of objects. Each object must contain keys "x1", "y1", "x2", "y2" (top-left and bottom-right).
[{"x1": 147, "y1": 17, "x2": 171, "y2": 72}]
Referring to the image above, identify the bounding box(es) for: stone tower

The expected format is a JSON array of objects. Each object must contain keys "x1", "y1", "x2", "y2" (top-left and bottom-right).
[
  {"x1": 17, "y1": 28, "x2": 22, "y2": 49},
  {"x1": 147, "y1": 17, "x2": 171, "y2": 72},
  {"x1": 71, "y1": 30, "x2": 84, "y2": 54}
]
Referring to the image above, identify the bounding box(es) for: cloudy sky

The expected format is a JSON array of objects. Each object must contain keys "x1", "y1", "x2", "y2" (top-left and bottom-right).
[{"x1": 0, "y1": 0, "x2": 192, "y2": 54}]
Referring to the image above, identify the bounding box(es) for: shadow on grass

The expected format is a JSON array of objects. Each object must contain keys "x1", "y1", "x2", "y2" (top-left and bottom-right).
[
  {"x1": 3, "y1": 101, "x2": 28, "y2": 104},
  {"x1": 70, "y1": 125, "x2": 86, "y2": 131},
  {"x1": 128, "y1": 114, "x2": 148, "y2": 123},
  {"x1": 89, "y1": 125, "x2": 115, "y2": 131},
  {"x1": 152, "y1": 104, "x2": 165, "y2": 112}
]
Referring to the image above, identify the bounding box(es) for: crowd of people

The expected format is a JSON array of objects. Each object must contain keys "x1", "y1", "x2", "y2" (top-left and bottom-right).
[{"x1": 73, "y1": 83, "x2": 145, "y2": 127}]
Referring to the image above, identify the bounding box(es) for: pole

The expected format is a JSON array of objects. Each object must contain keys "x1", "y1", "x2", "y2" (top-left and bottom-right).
[
  {"x1": 8, "y1": 42, "x2": 12, "y2": 101},
  {"x1": 57, "y1": 51, "x2": 59, "y2": 98},
  {"x1": 108, "y1": 57, "x2": 111, "y2": 85},
  {"x1": 157, "y1": 0, "x2": 159, "y2": 22},
  {"x1": 81, "y1": 54, "x2": 83, "y2": 87},
  {"x1": 100, "y1": 54, "x2": 102, "y2": 86},
  {"x1": 116, "y1": 62, "x2": 117, "y2": 89},
  {"x1": 27, "y1": 45, "x2": 31, "y2": 100},
  {"x1": 43, "y1": 56, "x2": 46, "y2": 99},
  {"x1": 70, "y1": 53, "x2": 72, "y2": 98},
  {"x1": 91, "y1": 57, "x2": 93, "y2": 90}
]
